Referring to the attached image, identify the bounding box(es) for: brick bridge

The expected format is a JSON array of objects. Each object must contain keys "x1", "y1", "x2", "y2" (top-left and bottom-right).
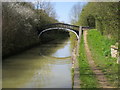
[{"x1": 37, "y1": 23, "x2": 89, "y2": 39}]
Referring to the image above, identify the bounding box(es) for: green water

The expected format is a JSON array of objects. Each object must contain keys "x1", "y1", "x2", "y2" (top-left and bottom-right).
[{"x1": 2, "y1": 38, "x2": 72, "y2": 88}]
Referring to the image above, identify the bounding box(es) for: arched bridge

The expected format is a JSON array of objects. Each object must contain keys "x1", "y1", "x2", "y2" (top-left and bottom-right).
[
  {"x1": 37, "y1": 23, "x2": 90, "y2": 56},
  {"x1": 38, "y1": 23, "x2": 80, "y2": 39}
]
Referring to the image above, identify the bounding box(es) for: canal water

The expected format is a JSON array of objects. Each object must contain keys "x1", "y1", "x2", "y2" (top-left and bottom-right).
[{"x1": 2, "y1": 38, "x2": 72, "y2": 88}]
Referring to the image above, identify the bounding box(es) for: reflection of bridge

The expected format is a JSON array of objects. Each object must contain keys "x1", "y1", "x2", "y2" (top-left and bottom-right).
[{"x1": 38, "y1": 23, "x2": 81, "y2": 39}]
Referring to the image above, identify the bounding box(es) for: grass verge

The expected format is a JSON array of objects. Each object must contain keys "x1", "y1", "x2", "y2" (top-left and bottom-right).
[
  {"x1": 87, "y1": 29, "x2": 118, "y2": 87},
  {"x1": 78, "y1": 35, "x2": 99, "y2": 88}
]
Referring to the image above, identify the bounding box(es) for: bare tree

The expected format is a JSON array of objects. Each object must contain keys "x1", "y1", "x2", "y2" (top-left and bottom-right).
[
  {"x1": 43, "y1": 2, "x2": 57, "y2": 18},
  {"x1": 70, "y1": 2, "x2": 83, "y2": 24},
  {"x1": 35, "y1": 0, "x2": 57, "y2": 19}
]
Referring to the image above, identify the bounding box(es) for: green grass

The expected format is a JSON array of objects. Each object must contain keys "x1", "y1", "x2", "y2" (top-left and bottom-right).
[
  {"x1": 87, "y1": 29, "x2": 118, "y2": 87},
  {"x1": 78, "y1": 36, "x2": 99, "y2": 88}
]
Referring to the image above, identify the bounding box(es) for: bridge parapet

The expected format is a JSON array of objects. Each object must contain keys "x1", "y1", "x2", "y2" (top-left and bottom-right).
[{"x1": 40, "y1": 23, "x2": 79, "y2": 31}]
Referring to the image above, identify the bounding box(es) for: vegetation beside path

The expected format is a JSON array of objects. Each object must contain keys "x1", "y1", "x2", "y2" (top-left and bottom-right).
[
  {"x1": 77, "y1": 29, "x2": 118, "y2": 88},
  {"x1": 78, "y1": 35, "x2": 99, "y2": 88},
  {"x1": 87, "y1": 29, "x2": 118, "y2": 87}
]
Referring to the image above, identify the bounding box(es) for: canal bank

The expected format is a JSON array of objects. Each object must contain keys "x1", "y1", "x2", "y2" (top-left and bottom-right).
[{"x1": 70, "y1": 32, "x2": 81, "y2": 88}]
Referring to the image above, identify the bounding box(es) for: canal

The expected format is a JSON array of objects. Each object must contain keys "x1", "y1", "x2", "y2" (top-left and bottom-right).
[{"x1": 2, "y1": 38, "x2": 73, "y2": 88}]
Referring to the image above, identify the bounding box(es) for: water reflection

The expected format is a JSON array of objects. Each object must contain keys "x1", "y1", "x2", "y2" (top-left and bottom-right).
[
  {"x1": 52, "y1": 41, "x2": 71, "y2": 58},
  {"x1": 3, "y1": 38, "x2": 72, "y2": 88}
]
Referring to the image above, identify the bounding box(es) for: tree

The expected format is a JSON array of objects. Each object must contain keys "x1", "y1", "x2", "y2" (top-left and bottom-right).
[
  {"x1": 2, "y1": 2, "x2": 58, "y2": 58},
  {"x1": 70, "y1": 2, "x2": 85, "y2": 24},
  {"x1": 35, "y1": 0, "x2": 57, "y2": 19},
  {"x1": 78, "y1": 2, "x2": 119, "y2": 40}
]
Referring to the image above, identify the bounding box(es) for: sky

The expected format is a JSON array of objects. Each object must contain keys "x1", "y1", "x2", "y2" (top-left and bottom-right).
[
  {"x1": 53, "y1": 2, "x2": 87, "y2": 24},
  {"x1": 53, "y1": 2, "x2": 79, "y2": 24},
  {"x1": 25, "y1": 0, "x2": 87, "y2": 24}
]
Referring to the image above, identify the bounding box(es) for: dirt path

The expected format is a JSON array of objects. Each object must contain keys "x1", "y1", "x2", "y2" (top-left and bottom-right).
[{"x1": 83, "y1": 30, "x2": 113, "y2": 88}]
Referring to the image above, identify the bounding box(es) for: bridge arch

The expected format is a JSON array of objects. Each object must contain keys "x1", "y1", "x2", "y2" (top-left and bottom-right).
[{"x1": 38, "y1": 27, "x2": 79, "y2": 39}]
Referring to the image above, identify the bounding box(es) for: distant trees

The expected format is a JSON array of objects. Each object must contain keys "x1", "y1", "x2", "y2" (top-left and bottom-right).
[{"x1": 2, "y1": 2, "x2": 58, "y2": 58}]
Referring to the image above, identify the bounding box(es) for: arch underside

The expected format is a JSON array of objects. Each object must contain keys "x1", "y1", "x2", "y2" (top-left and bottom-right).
[{"x1": 38, "y1": 27, "x2": 79, "y2": 39}]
